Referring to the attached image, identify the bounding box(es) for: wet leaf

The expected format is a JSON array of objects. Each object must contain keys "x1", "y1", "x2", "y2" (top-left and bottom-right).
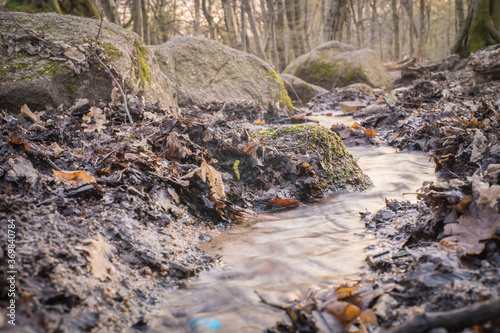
[
  {"x1": 363, "y1": 127, "x2": 377, "y2": 138},
  {"x1": 81, "y1": 106, "x2": 108, "y2": 133},
  {"x1": 324, "y1": 301, "x2": 361, "y2": 327},
  {"x1": 75, "y1": 235, "x2": 116, "y2": 281},
  {"x1": 8, "y1": 131, "x2": 29, "y2": 151},
  {"x1": 199, "y1": 160, "x2": 225, "y2": 200},
  {"x1": 268, "y1": 198, "x2": 300, "y2": 207},
  {"x1": 442, "y1": 208, "x2": 500, "y2": 255},
  {"x1": 53, "y1": 170, "x2": 96, "y2": 186}
]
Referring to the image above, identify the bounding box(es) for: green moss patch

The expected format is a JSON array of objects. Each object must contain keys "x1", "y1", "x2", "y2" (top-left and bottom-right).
[
  {"x1": 99, "y1": 42, "x2": 123, "y2": 63},
  {"x1": 265, "y1": 70, "x2": 294, "y2": 113},
  {"x1": 252, "y1": 124, "x2": 371, "y2": 189},
  {"x1": 133, "y1": 39, "x2": 151, "y2": 89}
]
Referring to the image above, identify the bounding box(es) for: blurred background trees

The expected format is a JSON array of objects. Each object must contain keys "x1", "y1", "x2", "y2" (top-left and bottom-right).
[{"x1": 2, "y1": 0, "x2": 499, "y2": 66}]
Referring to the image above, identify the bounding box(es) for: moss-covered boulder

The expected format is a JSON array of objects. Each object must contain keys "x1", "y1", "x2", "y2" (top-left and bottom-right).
[
  {"x1": 283, "y1": 41, "x2": 392, "y2": 90},
  {"x1": 150, "y1": 36, "x2": 293, "y2": 112},
  {"x1": 252, "y1": 124, "x2": 372, "y2": 192},
  {"x1": 0, "y1": 12, "x2": 177, "y2": 112},
  {"x1": 280, "y1": 74, "x2": 328, "y2": 105}
]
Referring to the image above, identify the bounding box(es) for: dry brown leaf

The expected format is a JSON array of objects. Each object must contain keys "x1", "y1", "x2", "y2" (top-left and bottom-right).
[
  {"x1": 350, "y1": 122, "x2": 360, "y2": 129},
  {"x1": 200, "y1": 160, "x2": 225, "y2": 200},
  {"x1": 20, "y1": 104, "x2": 39, "y2": 123},
  {"x1": 165, "y1": 132, "x2": 192, "y2": 159},
  {"x1": 64, "y1": 47, "x2": 86, "y2": 63},
  {"x1": 364, "y1": 127, "x2": 377, "y2": 138},
  {"x1": 75, "y1": 235, "x2": 116, "y2": 281},
  {"x1": 110, "y1": 85, "x2": 121, "y2": 105},
  {"x1": 442, "y1": 207, "x2": 500, "y2": 255},
  {"x1": 454, "y1": 195, "x2": 472, "y2": 212},
  {"x1": 48, "y1": 142, "x2": 65, "y2": 155},
  {"x1": 324, "y1": 301, "x2": 361, "y2": 327},
  {"x1": 81, "y1": 106, "x2": 108, "y2": 133},
  {"x1": 53, "y1": 170, "x2": 96, "y2": 186}
]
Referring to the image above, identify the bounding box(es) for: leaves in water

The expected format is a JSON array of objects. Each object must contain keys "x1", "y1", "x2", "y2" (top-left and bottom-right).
[
  {"x1": 53, "y1": 170, "x2": 96, "y2": 186},
  {"x1": 323, "y1": 301, "x2": 361, "y2": 328},
  {"x1": 75, "y1": 235, "x2": 116, "y2": 281},
  {"x1": 199, "y1": 160, "x2": 225, "y2": 200}
]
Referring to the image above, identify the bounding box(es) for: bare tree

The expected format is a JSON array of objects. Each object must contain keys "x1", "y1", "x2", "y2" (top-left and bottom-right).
[
  {"x1": 417, "y1": 0, "x2": 426, "y2": 58},
  {"x1": 391, "y1": 0, "x2": 400, "y2": 59},
  {"x1": 101, "y1": 0, "x2": 119, "y2": 24},
  {"x1": 322, "y1": 0, "x2": 347, "y2": 42},
  {"x1": 132, "y1": 0, "x2": 144, "y2": 39},
  {"x1": 222, "y1": 0, "x2": 240, "y2": 48},
  {"x1": 242, "y1": 0, "x2": 267, "y2": 59}
]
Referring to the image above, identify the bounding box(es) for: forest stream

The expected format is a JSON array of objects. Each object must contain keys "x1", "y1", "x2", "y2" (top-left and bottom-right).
[{"x1": 146, "y1": 111, "x2": 437, "y2": 332}]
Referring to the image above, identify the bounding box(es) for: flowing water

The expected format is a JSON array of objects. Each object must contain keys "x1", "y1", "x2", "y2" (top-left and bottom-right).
[{"x1": 148, "y1": 114, "x2": 436, "y2": 333}]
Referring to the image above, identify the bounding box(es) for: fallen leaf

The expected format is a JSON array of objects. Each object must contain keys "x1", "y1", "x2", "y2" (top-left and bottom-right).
[
  {"x1": 110, "y1": 84, "x2": 121, "y2": 105},
  {"x1": 20, "y1": 104, "x2": 39, "y2": 123},
  {"x1": 53, "y1": 170, "x2": 96, "y2": 186},
  {"x1": 350, "y1": 122, "x2": 360, "y2": 129},
  {"x1": 364, "y1": 127, "x2": 377, "y2": 138},
  {"x1": 8, "y1": 131, "x2": 29, "y2": 151},
  {"x1": 81, "y1": 106, "x2": 108, "y2": 133},
  {"x1": 442, "y1": 207, "x2": 500, "y2": 255},
  {"x1": 254, "y1": 119, "x2": 265, "y2": 125},
  {"x1": 199, "y1": 160, "x2": 225, "y2": 200},
  {"x1": 268, "y1": 198, "x2": 300, "y2": 206},
  {"x1": 454, "y1": 195, "x2": 472, "y2": 212},
  {"x1": 75, "y1": 235, "x2": 116, "y2": 281},
  {"x1": 324, "y1": 301, "x2": 361, "y2": 327},
  {"x1": 164, "y1": 131, "x2": 192, "y2": 159}
]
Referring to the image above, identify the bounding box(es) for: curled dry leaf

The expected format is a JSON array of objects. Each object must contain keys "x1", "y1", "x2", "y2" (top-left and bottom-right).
[
  {"x1": 199, "y1": 160, "x2": 225, "y2": 200},
  {"x1": 75, "y1": 234, "x2": 116, "y2": 281},
  {"x1": 81, "y1": 106, "x2": 108, "y2": 133},
  {"x1": 165, "y1": 131, "x2": 192, "y2": 159},
  {"x1": 364, "y1": 127, "x2": 377, "y2": 138},
  {"x1": 20, "y1": 104, "x2": 39, "y2": 123},
  {"x1": 53, "y1": 170, "x2": 96, "y2": 186}
]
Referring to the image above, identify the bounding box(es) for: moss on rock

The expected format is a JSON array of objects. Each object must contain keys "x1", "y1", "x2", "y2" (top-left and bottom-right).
[
  {"x1": 252, "y1": 124, "x2": 372, "y2": 190},
  {"x1": 133, "y1": 39, "x2": 151, "y2": 89}
]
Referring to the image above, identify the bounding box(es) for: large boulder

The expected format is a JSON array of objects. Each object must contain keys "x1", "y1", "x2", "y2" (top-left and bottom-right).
[
  {"x1": 0, "y1": 12, "x2": 177, "y2": 112},
  {"x1": 150, "y1": 36, "x2": 293, "y2": 111},
  {"x1": 283, "y1": 41, "x2": 392, "y2": 90},
  {"x1": 280, "y1": 74, "x2": 328, "y2": 105}
]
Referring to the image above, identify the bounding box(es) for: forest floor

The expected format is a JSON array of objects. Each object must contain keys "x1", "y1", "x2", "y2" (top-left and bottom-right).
[
  {"x1": 1, "y1": 58, "x2": 500, "y2": 332},
  {"x1": 267, "y1": 68, "x2": 500, "y2": 332}
]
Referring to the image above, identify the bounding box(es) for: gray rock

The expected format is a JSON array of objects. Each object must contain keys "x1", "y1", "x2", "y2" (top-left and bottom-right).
[
  {"x1": 0, "y1": 12, "x2": 177, "y2": 113},
  {"x1": 150, "y1": 36, "x2": 293, "y2": 112},
  {"x1": 279, "y1": 73, "x2": 327, "y2": 105},
  {"x1": 283, "y1": 41, "x2": 392, "y2": 90}
]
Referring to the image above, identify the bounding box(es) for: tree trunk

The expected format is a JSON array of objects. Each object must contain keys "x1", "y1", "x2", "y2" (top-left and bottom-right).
[
  {"x1": 417, "y1": 0, "x2": 425, "y2": 59},
  {"x1": 391, "y1": 0, "x2": 400, "y2": 60},
  {"x1": 455, "y1": 0, "x2": 465, "y2": 34},
  {"x1": 194, "y1": 0, "x2": 201, "y2": 35},
  {"x1": 101, "y1": 0, "x2": 119, "y2": 24},
  {"x1": 11, "y1": 0, "x2": 101, "y2": 17},
  {"x1": 222, "y1": 0, "x2": 240, "y2": 48},
  {"x1": 132, "y1": 0, "x2": 143, "y2": 39},
  {"x1": 202, "y1": 0, "x2": 215, "y2": 39},
  {"x1": 403, "y1": 0, "x2": 415, "y2": 55},
  {"x1": 453, "y1": 0, "x2": 500, "y2": 57},
  {"x1": 370, "y1": 0, "x2": 377, "y2": 49},
  {"x1": 241, "y1": 0, "x2": 248, "y2": 52},
  {"x1": 349, "y1": 0, "x2": 362, "y2": 46},
  {"x1": 276, "y1": 0, "x2": 287, "y2": 71},
  {"x1": 293, "y1": 0, "x2": 306, "y2": 55},
  {"x1": 242, "y1": 0, "x2": 267, "y2": 59},
  {"x1": 267, "y1": 0, "x2": 279, "y2": 68},
  {"x1": 322, "y1": 0, "x2": 347, "y2": 43},
  {"x1": 141, "y1": 0, "x2": 150, "y2": 44}
]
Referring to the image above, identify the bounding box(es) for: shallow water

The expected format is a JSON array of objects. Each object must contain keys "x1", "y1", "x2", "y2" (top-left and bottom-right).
[{"x1": 147, "y1": 115, "x2": 436, "y2": 333}]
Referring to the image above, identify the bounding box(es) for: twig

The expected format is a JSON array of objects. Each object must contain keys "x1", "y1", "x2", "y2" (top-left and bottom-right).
[
  {"x1": 389, "y1": 298, "x2": 500, "y2": 333},
  {"x1": 91, "y1": 14, "x2": 133, "y2": 125}
]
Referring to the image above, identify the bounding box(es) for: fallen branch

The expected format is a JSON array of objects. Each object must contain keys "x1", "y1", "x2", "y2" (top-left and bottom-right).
[{"x1": 389, "y1": 298, "x2": 500, "y2": 333}]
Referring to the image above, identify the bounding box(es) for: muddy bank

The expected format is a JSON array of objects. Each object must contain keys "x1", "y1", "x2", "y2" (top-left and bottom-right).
[
  {"x1": 0, "y1": 85, "x2": 370, "y2": 332},
  {"x1": 269, "y1": 65, "x2": 500, "y2": 332}
]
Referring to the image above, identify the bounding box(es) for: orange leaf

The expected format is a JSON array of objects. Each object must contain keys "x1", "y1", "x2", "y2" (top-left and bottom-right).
[
  {"x1": 324, "y1": 301, "x2": 361, "y2": 327},
  {"x1": 254, "y1": 119, "x2": 265, "y2": 125},
  {"x1": 364, "y1": 127, "x2": 377, "y2": 137},
  {"x1": 268, "y1": 198, "x2": 300, "y2": 206},
  {"x1": 455, "y1": 195, "x2": 472, "y2": 213},
  {"x1": 350, "y1": 122, "x2": 360, "y2": 129},
  {"x1": 53, "y1": 170, "x2": 96, "y2": 186},
  {"x1": 358, "y1": 309, "x2": 377, "y2": 325}
]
